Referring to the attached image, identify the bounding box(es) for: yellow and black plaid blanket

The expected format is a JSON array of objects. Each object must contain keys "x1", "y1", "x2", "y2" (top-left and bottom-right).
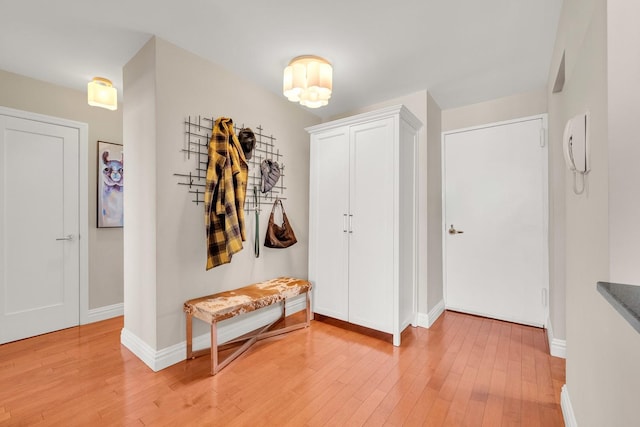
[{"x1": 204, "y1": 117, "x2": 248, "y2": 270}]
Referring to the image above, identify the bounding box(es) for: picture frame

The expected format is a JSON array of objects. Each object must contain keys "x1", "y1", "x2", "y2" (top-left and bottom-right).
[{"x1": 97, "y1": 141, "x2": 124, "y2": 228}]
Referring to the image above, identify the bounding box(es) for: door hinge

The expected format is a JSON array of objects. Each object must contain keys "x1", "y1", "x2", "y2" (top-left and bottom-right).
[{"x1": 539, "y1": 128, "x2": 546, "y2": 147}]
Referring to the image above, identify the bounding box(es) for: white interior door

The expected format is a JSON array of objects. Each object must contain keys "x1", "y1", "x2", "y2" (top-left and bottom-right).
[
  {"x1": 0, "y1": 114, "x2": 80, "y2": 343},
  {"x1": 443, "y1": 116, "x2": 548, "y2": 327}
]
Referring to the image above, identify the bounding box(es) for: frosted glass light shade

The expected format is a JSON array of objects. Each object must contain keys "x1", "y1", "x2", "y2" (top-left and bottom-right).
[
  {"x1": 283, "y1": 56, "x2": 332, "y2": 108},
  {"x1": 88, "y1": 77, "x2": 118, "y2": 111}
]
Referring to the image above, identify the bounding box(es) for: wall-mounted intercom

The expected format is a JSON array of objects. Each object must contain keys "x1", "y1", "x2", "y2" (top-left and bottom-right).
[{"x1": 563, "y1": 112, "x2": 589, "y2": 194}]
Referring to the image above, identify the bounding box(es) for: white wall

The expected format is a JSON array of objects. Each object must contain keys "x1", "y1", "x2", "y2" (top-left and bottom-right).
[
  {"x1": 549, "y1": 0, "x2": 640, "y2": 425},
  {"x1": 608, "y1": 1, "x2": 640, "y2": 284},
  {"x1": 332, "y1": 90, "x2": 443, "y2": 322},
  {"x1": 553, "y1": 4, "x2": 610, "y2": 422},
  {"x1": 0, "y1": 69, "x2": 124, "y2": 312},
  {"x1": 122, "y1": 38, "x2": 158, "y2": 347},
  {"x1": 426, "y1": 93, "x2": 443, "y2": 315},
  {"x1": 441, "y1": 90, "x2": 547, "y2": 132},
  {"x1": 123, "y1": 37, "x2": 320, "y2": 358},
  {"x1": 602, "y1": 0, "x2": 640, "y2": 423}
]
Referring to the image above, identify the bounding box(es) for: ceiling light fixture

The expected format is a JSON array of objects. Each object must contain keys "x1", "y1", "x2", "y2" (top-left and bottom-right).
[
  {"x1": 87, "y1": 77, "x2": 118, "y2": 111},
  {"x1": 283, "y1": 55, "x2": 332, "y2": 109}
]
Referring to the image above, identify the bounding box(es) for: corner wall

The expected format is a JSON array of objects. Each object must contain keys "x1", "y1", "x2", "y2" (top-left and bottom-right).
[
  {"x1": 122, "y1": 38, "x2": 158, "y2": 348},
  {"x1": 553, "y1": 3, "x2": 610, "y2": 423},
  {"x1": 426, "y1": 93, "x2": 443, "y2": 318},
  {"x1": 548, "y1": 0, "x2": 640, "y2": 425},
  {"x1": 122, "y1": 37, "x2": 320, "y2": 366},
  {"x1": 0, "y1": 69, "x2": 124, "y2": 316}
]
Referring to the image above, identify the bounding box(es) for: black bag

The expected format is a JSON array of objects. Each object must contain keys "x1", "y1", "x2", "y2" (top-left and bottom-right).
[{"x1": 264, "y1": 199, "x2": 297, "y2": 248}]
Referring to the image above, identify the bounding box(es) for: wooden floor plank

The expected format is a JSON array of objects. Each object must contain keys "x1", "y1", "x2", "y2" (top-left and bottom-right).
[
  {"x1": 383, "y1": 361, "x2": 433, "y2": 426},
  {"x1": 443, "y1": 365, "x2": 479, "y2": 426},
  {"x1": 403, "y1": 385, "x2": 440, "y2": 425},
  {"x1": 0, "y1": 311, "x2": 565, "y2": 426},
  {"x1": 502, "y1": 359, "x2": 523, "y2": 425},
  {"x1": 346, "y1": 388, "x2": 387, "y2": 426}
]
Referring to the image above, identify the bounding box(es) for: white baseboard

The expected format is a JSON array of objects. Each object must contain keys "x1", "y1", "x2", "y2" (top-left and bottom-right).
[
  {"x1": 120, "y1": 327, "x2": 158, "y2": 371},
  {"x1": 84, "y1": 302, "x2": 124, "y2": 324},
  {"x1": 120, "y1": 296, "x2": 308, "y2": 372},
  {"x1": 561, "y1": 384, "x2": 577, "y2": 427},
  {"x1": 415, "y1": 299, "x2": 445, "y2": 328},
  {"x1": 546, "y1": 316, "x2": 567, "y2": 359}
]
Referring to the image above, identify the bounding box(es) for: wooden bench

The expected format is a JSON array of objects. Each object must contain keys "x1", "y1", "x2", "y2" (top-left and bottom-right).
[{"x1": 184, "y1": 277, "x2": 312, "y2": 375}]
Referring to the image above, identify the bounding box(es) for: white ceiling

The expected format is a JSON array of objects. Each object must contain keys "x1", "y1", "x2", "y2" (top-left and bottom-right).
[{"x1": 0, "y1": 0, "x2": 563, "y2": 119}]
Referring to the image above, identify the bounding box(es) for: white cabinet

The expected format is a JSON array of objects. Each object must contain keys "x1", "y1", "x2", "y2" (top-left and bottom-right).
[{"x1": 307, "y1": 105, "x2": 422, "y2": 346}]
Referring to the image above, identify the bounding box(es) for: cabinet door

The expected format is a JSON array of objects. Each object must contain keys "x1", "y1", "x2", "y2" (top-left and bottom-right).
[
  {"x1": 309, "y1": 129, "x2": 350, "y2": 321},
  {"x1": 348, "y1": 118, "x2": 395, "y2": 332}
]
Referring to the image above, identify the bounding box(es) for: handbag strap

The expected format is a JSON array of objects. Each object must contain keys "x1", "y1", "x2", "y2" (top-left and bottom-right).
[{"x1": 271, "y1": 198, "x2": 284, "y2": 214}]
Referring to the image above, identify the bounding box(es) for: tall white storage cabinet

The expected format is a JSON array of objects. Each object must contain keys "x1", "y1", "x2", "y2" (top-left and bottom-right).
[{"x1": 307, "y1": 105, "x2": 422, "y2": 346}]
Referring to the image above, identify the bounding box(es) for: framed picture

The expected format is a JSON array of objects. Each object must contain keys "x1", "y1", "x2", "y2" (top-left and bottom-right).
[{"x1": 97, "y1": 141, "x2": 124, "y2": 228}]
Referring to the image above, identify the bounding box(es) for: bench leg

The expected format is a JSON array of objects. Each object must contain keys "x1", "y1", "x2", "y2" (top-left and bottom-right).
[
  {"x1": 186, "y1": 313, "x2": 194, "y2": 359},
  {"x1": 211, "y1": 321, "x2": 218, "y2": 375},
  {"x1": 305, "y1": 291, "x2": 311, "y2": 327}
]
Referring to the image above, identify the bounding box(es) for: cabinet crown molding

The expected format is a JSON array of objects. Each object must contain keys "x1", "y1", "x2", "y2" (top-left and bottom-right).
[{"x1": 306, "y1": 104, "x2": 423, "y2": 134}]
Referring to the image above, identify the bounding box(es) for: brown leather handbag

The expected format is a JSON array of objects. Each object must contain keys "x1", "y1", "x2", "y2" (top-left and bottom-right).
[{"x1": 264, "y1": 199, "x2": 297, "y2": 248}]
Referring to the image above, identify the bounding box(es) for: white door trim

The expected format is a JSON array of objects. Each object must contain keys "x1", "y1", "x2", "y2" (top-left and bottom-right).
[
  {"x1": 0, "y1": 106, "x2": 89, "y2": 325},
  {"x1": 441, "y1": 114, "x2": 549, "y2": 327}
]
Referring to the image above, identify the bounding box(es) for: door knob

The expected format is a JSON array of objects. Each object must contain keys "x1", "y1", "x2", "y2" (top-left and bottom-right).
[
  {"x1": 56, "y1": 234, "x2": 74, "y2": 241},
  {"x1": 448, "y1": 225, "x2": 464, "y2": 235}
]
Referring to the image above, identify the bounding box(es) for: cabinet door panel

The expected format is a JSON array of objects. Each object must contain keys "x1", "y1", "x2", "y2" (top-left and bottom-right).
[
  {"x1": 348, "y1": 119, "x2": 394, "y2": 332},
  {"x1": 309, "y1": 130, "x2": 350, "y2": 321}
]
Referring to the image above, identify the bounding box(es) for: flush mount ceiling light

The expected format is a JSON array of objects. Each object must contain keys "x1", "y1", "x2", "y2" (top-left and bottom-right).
[
  {"x1": 87, "y1": 77, "x2": 118, "y2": 111},
  {"x1": 283, "y1": 55, "x2": 332, "y2": 109}
]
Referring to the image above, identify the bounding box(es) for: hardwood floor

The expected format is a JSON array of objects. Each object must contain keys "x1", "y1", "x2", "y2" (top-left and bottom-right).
[{"x1": 0, "y1": 310, "x2": 565, "y2": 426}]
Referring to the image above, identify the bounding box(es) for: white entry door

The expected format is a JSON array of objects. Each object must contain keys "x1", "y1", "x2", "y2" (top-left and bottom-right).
[
  {"x1": 0, "y1": 113, "x2": 80, "y2": 343},
  {"x1": 443, "y1": 116, "x2": 548, "y2": 327}
]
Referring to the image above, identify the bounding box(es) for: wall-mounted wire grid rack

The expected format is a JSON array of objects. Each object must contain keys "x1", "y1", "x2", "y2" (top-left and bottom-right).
[{"x1": 174, "y1": 116, "x2": 286, "y2": 212}]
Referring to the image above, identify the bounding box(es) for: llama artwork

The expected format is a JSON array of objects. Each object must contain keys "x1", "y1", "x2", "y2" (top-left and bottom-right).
[{"x1": 98, "y1": 142, "x2": 124, "y2": 227}]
